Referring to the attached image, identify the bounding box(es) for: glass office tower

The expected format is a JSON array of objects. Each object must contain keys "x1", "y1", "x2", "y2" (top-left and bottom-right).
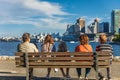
[{"x1": 111, "y1": 10, "x2": 120, "y2": 34}]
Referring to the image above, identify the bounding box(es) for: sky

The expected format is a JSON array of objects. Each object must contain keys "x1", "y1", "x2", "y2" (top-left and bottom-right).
[{"x1": 0, "y1": 0, "x2": 120, "y2": 37}]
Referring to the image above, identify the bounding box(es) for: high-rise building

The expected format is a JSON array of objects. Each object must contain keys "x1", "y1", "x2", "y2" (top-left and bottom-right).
[
  {"x1": 62, "y1": 18, "x2": 85, "y2": 41},
  {"x1": 99, "y1": 22, "x2": 109, "y2": 33},
  {"x1": 111, "y1": 10, "x2": 120, "y2": 34},
  {"x1": 77, "y1": 18, "x2": 85, "y2": 33},
  {"x1": 94, "y1": 18, "x2": 99, "y2": 33},
  {"x1": 87, "y1": 18, "x2": 99, "y2": 34}
]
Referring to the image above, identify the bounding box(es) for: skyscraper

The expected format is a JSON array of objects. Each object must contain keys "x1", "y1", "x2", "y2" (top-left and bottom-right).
[
  {"x1": 111, "y1": 10, "x2": 120, "y2": 34},
  {"x1": 77, "y1": 18, "x2": 85, "y2": 33},
  {"x1": 87, "y1": 18, "x2": 99, "y2": 34},
  {"x1": 94, "y1": 18, "x2": 99, "y2": 33},
  {"x1": 99, "y1": 22, "x2": 109, "y2": 33}
]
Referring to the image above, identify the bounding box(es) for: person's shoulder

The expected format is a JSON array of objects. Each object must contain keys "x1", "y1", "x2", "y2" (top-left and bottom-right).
[
  {"x1": 86, "y1": 44, "x2": 92, "y2": 48},
  {"x1": 75, "y1": 45, "x2": 81, "y2": 52},
  {"x1": 19, "y1": 43, "x2": 24, "y2": 47},
  {"x1": 101, "y1": 43, "x2": 112, "y2": 47},
  {"x1": 87, "y1": 44, "x2": 92, "y2": 46},
  {"x1": 104, "y1": 44, "x2": 113, "y2": 49},
  {"x1": 75, "y1": 45, "x2": 80, "y2": 49},
  {"x1": 106, "y1": 43, "x2": 112, "y2": 47},
  {"x1": 29, "y1": 43, "x2": 36, "y2": 46}
]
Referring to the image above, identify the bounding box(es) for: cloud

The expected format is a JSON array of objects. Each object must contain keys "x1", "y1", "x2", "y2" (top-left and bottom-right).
[
  {"x1": 0, "y1": 0, "x2": 70, "y2": 34},
  {"x1": 23, "y1": 0, "x2": 68, "y2": 17},
  {"x1": 40, "y1": 17, "x2": 67, "y2": 28},
  {"x1": 0, "y1": 0, "x2": 68, "y2": 17},
  {"x1": 0, "y1": 16, "x2": 68, "y2": 33}
]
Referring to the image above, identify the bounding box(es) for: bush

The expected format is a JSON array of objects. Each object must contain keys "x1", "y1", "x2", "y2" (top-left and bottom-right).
[{"x1": 112, "y1": 34, "x2": 120, "y2": 42}]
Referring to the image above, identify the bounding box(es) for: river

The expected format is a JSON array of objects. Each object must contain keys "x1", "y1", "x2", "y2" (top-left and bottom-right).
[{"x1": 0, "y1": 41, "x2": 120, "y2": 56}]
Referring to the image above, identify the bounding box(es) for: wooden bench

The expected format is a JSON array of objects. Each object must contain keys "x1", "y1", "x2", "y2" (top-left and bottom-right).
[{"x1": 15, "y1": 51, "x2": 112, "y2": 80}]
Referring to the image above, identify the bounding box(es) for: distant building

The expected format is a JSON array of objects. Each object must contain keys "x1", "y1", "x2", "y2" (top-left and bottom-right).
[
  {"x1": 87, "y1": 18, "x2": 99, "y2": 34},
  {"x1": 65, "y1": 24, "x2": 80, "y2": 35},
  {"x1": 64, "y1": 17, "x2": 85, "y2": 36},
  {"x1": 77, "y1": 18, "x2": 85, "y2": 33},
  {"x1": 62, "y1": 18, "x2": 85, "y2": 41},
  {"x1": 99, "y1": 22, "x2": 109, "y2": 33},
  {"x1": 111, "y1": 10, "x2": 120, "y2": 34}
]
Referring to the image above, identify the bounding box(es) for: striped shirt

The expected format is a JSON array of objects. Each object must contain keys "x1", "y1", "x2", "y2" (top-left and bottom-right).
[{"x1": 96, "y1": 43, "x2": 113, "y2": 54}]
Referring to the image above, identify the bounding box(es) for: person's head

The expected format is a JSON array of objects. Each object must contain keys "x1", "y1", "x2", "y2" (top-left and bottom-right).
[
  {"x1": 22, "y1": 33, "x2": 30, "y2": 42},
  {"x1": 44, "y1": 35, "x2": 54, "y2": 44},
  {"x1": 58, "y1": 41, "x2": 67, "y2": 52},
  {"x1": 99, "y1": 34, "x2": 107, "y2": 43},
  {"x1": 79, "y1": 34, "x2": 89, "y2": 45}
]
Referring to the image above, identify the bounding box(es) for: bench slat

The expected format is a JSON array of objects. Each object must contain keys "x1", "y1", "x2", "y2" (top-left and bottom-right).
[
  {"x1": 28, "y1": 62, "x2": 93, "y2": 65},
  {"x1": 27, "y1": 57, "x2": 93, "y2": 60},
  {"x1": 97, "y1": 57, "x2": 111, "y2": 60},
  {"x1": 26, "y1": 52, "x2": 93, "y2": 56},
  {"x1": 15, "y1": 51, "x2": 112, "y2": 80},
  {"x1": 29, "y1": 66, "x2": 93, "y2": 68},
  {"x1": 15, "y1": 51, "x2": 111, "y2": 67}
]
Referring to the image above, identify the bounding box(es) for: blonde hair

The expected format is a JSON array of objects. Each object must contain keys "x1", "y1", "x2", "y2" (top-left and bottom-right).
[
  {"x1": 79, "y1": 34, "x2": 89, "y2": 45},
  {"x1": 99, "y1": 34, "x2": 107, "y2": 43}
]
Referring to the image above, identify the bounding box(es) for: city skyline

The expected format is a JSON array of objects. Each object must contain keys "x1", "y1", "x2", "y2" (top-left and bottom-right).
[{"x1": 0, "y1": 0, "x2": 120, "y2": 37}]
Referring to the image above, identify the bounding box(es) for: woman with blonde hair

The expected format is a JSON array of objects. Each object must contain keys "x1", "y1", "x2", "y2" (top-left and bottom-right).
[{"x1": 75, "y1": 34, "x2": 93, "y2": 80}]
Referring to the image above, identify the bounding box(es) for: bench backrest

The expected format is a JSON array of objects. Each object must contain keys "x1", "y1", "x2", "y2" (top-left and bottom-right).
[{"x1": 15, "y1": 51, "x2": 111, "y2": 68}]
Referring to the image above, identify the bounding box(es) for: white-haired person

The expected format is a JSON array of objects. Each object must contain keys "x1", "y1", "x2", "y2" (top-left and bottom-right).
[{"x1": 17, "y1": 33, "x2": 38, "y2": 80}]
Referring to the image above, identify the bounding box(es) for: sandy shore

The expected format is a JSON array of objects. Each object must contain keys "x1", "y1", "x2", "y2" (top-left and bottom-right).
[{"x1": 0, "y1": 56, "x2": 120, "y2": 80}]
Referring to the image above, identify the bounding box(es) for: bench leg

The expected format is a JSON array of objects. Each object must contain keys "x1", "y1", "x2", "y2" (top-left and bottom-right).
[
  {"x1": 26, "y1": 67, "x2": 29, "y2": 80},
  {"x1": 29, "y1": 68, "x2": 33, "y2": 80},
  {"x1": 26, "y1": 68, "x2": 33, "y2": 80}
]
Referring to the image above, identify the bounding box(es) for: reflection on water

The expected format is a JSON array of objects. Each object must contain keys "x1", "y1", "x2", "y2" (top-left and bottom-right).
[{"x1": 0, "y1": 41, "x2": 120, "y2": 56}]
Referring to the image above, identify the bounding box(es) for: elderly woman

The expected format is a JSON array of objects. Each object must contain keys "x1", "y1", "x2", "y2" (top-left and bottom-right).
[
  {"x1": 18, "y1": 33, "x2": 38, "y2": 52},
  {"x1": 17, "y1": 33, "x2": 38, "y2": 80}
]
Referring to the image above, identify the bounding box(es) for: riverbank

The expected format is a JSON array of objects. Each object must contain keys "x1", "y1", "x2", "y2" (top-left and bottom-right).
[{"x1": 0, "y1": 56, "x2": 120, "y2": 80}]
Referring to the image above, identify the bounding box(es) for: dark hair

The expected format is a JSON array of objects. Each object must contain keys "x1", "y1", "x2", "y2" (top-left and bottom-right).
[
  {"x1": 79, "y1": 34, "x2": 89, "y2": 45},
  {"x1": 58, "y1": 41, "x2": 68, "y2": 52},
  {"x1": 22, "y1": 33, "x2": 30, "y2": 42}
]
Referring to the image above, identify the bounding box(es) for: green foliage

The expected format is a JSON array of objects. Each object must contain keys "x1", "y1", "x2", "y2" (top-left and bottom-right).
[{"x1": 112, "y1": 34, "x2": 120, "y2": 42}]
